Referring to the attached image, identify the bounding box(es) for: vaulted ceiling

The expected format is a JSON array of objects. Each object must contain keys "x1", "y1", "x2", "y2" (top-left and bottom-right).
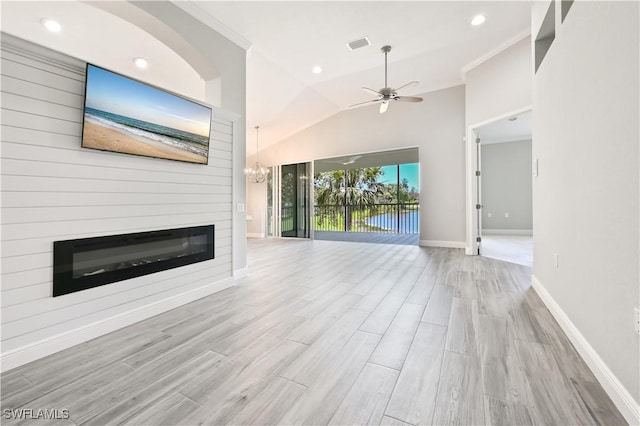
[
  {"x1": 184, "y1": 1, "x2": 531, "y2": 154},
  {"x1": 2, "y1": 1, "x2": 531, "y2": 156}
]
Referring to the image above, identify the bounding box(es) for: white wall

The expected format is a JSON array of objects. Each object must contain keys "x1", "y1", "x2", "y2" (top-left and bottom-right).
[
  {"x1": 126, "y1": 1, "x2": 248, "y2": 275},
  {"x1": 248, "y1": 85, "x2": 466, "y2": 246},
  {"x1": 0, "y1": 35, "x2": 236, "y2": 370},
  {"x1": 463, "y1": 36, "x2": 532, "y2": 254},
  {"x1": 465, "y1": 36, "x2": 532, "y2": 127},
  {"x1": 532, "y1": 1, "x2": 639, "y2": 422},
  {"x1": 481, "y1": 140, "x2": 532, "y2": 231},
  {"x1": 246, "y1": 178, "x2": 267, "y2": 238}
]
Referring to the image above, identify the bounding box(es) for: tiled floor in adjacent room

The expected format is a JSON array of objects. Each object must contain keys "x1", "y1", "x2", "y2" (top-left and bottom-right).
[{"x1": 481, "y1": 233, "x2": 533, "y2": 267}]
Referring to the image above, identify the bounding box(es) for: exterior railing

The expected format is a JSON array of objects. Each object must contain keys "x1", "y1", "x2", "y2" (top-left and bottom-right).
[
  {"x1": 314, "y1": 203, "x2": 419, "y2": 233},
  {"x1": 281, "y1": 205, "x2": 295, "y2": 232}
]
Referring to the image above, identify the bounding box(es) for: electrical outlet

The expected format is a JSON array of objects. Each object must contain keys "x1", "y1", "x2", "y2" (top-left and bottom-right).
[
  {"x1": 635, "y1": 308, "x2": 640, "y2": 335},
  {"x1": 487, "y1": 212, "x2": 492, "y2": 218},
  {"x1": 504, "y1": 212, "x2": 510, "y2": 218}
]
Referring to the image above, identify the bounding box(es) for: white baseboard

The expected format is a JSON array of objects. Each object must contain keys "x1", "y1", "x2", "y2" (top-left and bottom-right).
[
  {"x1": 0, "y1": 277, "x2": 234, "y2": 373},
  {"x1": 419, "y1": 240, "x2": 466, "y2": 249},
  {"x1": 247, "y1": 233, "x2": 264, "y2": 238},
  {"x1": 531, "y1": 275, "x2": 640, "y2": 425},
  {"x1": 233, "y1": 267, "x2": 248, "y2": 278},
  {"x1": 482, "y1": 228, "x2": 533, "y2": 235}
]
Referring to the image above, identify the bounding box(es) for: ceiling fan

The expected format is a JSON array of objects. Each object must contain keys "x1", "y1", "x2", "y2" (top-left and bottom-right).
[{"x1": 350, "y1": 45, "x2": 423, "y2": 114}]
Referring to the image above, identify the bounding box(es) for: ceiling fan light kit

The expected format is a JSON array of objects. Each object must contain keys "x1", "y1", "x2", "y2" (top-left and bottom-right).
[{"x1": 349, "y1": 45, "x2": 423, "y2": 114}]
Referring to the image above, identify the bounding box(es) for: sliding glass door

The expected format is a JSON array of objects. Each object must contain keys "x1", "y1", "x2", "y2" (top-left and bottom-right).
[
  {"x1": 281, "y1": 163, "x2": 310, "y2": 238},
  {"x1": 267, "y1": 163, "x2": 310, "y2": 239}
]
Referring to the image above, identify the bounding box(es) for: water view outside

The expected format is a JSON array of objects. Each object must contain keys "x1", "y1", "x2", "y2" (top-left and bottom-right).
[
  {"x1": 366, "y1": 210, "x2": 419, "y2": 233},
  {"x1": 314, "y1": 163, "x2": 419, "y2": 233}
]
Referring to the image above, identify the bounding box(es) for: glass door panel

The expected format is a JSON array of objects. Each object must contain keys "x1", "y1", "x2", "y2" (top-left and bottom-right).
[
  {"x1": 281, "y1": 164, "x2": 297, "y2": 237},
  {"x1": 281, "y1": 163, "x2": 310, "y2": 238}
]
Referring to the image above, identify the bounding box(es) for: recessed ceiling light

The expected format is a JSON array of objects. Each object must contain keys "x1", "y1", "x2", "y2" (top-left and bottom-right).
[
  {"x1": 134, "y1": 57, "x2": 148, "y2": 69},
  {"x1": 471, "y1": 15, "x2": 486, "y2": 26},
  {"x1": 312, "y1": 65, "x2": 322, "y2": 74},
  {"x1": 41, "y1": 18, "x2": 61, "y2": 33}
]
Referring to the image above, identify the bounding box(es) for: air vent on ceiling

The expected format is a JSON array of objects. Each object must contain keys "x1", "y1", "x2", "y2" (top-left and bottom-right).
[{"x1": 346, "y1": 37, "x2": 371, "y2": 51}]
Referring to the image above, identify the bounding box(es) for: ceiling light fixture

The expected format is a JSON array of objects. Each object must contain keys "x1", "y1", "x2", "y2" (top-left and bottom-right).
[
  {"x1": 134, "y1": 57, "x2": 148, "y2": 69},
  {"x1": 244, "y1": 126, "x2": 270, "y2": 183},
  {"x1": 312, "y1": 65, "x2": 322, "y2": 74},
  {"x1": 471, "y1": 15, "x2": 486, "y2": 26},
  {"x1": 41, "y1": 18, "x2": 61, "y2": 33}
]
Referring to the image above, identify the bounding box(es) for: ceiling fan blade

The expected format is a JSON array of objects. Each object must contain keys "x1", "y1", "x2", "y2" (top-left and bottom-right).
[
  {"x1": 394, "y1": 80, "x2": 419, "y2": 91},
  {"x1": 362, "y1": 87, "x2": 380, "y2": 95},
  {"x1": 396, "y1": 96, "x2": 423, "y2": 103},
  {"x1": 350, "y1": 46, "x2": 421, "y2": 112},
  {"x1": 349, "y1": 98, "x2": 381, "y2": 108}
]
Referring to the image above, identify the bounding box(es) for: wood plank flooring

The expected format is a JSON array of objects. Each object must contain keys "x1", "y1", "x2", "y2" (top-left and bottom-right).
[
  {"x1": 313, "y1": 231, "x2": 419, "y2": 246},
  {"x1": 1, "y1": 239, "x2": 627, "y2": 425}
]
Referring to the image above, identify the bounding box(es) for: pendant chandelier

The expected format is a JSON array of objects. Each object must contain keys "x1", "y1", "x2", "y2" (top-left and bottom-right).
[{"x1": 244, "y1": 126, "x2": 270, "y2": 183}]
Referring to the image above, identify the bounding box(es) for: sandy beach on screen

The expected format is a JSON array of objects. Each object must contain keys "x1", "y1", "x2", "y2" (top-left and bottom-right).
[{"x1": 82, "y1": 121, "x2": 208, "y2": 164}]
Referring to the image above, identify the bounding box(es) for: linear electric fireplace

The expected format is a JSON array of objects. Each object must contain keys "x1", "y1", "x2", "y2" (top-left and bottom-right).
[{"x1": 53, "y1": 225, "x2": 214, "y2": 297}]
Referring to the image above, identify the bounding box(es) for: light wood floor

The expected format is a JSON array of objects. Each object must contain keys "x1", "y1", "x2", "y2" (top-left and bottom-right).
[
  {"x1": 1, "y1": 239, "x2": 626, "y2": 425},
  {"x1": 314, "y1": 231, "x2": 419, "y2": 246}
]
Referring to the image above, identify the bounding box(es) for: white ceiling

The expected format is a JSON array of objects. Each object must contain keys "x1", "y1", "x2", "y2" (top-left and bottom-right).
[
  {"x1": 315, "y1": 148, "x2": 419, "y2": 173},
  {"x1": 188, "y1": 1, "x2": 532, "y2": 154},
  {"x1": 1, "y1": 1, "x2": 532, "y2": 156},
  {"x1": 476, "y1": 110, "x2": 532, "y2": 144}
]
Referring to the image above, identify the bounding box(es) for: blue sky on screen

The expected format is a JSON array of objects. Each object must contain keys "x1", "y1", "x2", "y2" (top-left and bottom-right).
[
  {"x1": 380, "y1": 164, "x2": 419, "y2": 190},
  {"x1": 84, "y1": 65, "x2": 211, "y2": 136}
]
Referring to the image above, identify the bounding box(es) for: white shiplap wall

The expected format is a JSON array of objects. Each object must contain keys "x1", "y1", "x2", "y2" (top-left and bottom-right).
[{"x1": 0, "y1": 35, "x2": 234, "y2": 369}]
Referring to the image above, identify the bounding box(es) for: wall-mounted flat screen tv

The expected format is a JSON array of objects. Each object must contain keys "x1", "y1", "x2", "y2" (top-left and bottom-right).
[{"x1": 82, "y1": 64, "x2": 212, "y2": 164}]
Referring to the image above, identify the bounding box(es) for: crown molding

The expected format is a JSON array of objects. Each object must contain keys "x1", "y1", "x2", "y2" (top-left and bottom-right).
[
  {"x1": 172, "y1": 1, "x2": 252, "y2": 51},
  {"x1": 461, "y1": 28, "x2": 531, "y2": 79},
  {"x1": 0, "y1": 32, "x2": 85, "y2": 73}
]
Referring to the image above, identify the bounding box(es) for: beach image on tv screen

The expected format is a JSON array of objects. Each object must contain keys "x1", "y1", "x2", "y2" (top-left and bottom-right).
[{"x1": 82, "y1": 64, "x2": 212, "y2": 164}]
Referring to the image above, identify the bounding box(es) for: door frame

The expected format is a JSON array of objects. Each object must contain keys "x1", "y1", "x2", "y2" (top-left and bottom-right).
[
  {"x1": 465, "y1": 105, "x2": 532, "y2": 255},
  {"x1": 267, "y1": 162, "x2": 313, "y2": 239},
  {"x1": 267, "y1": 165, "x2": 281, "y2": 238},
  {"x1": 280, "y1": 163, "x2": 299, "y2": 237}
]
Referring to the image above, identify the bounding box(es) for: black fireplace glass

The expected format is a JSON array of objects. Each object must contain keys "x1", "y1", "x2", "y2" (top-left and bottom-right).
[{"x1": 53, "y1": 225, "x2": 214, "y2": 297}]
